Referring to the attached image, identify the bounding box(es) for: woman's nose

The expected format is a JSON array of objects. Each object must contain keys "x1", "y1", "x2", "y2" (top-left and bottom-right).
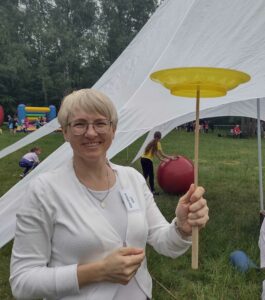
[{"x1": 84, "y1": 123, "x2": 98, "y2": 136}]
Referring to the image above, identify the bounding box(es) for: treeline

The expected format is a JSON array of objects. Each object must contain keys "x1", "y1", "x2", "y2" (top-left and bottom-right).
[{"x1": 0, "y1": 0, "x2": 160, "y2": 115}]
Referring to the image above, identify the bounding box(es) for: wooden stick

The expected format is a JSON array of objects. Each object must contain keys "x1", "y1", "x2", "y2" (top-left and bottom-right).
[{"x1": 192, "y1": 87, "x2": 200, "y2": 269}]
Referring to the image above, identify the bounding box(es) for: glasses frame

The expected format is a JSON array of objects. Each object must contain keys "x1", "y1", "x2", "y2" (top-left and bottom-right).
[{"x1": 67, "y1": 119, "x2": 113, "y2": 136}]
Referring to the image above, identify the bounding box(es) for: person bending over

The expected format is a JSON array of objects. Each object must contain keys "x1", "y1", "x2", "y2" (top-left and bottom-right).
[
  {"x1": 19, "y1": 146, "x2": 41, "y2": 178},
  {"x1": 141, "y1": 131, "x2": 175, "y2": 195}
]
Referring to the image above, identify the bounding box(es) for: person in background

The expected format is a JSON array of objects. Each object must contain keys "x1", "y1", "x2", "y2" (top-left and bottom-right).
[
  {"x1": 12, "y1": 115, "x2": 18, "y2": 134},
  {"x1": 10, "y1": 89, "x2": 209, "y2": 300},
  {"x1": 232, "y1": 124, "x2": 241, "y2": 138},
  {"x1": 40, "y1": 116, "x2": 47, "y2": 126},
  {"x1": 204, "y1": 121, "x2": 209, "y2": 133},
  {"x1": 21, "y1": 118, "x2": 28, "y2": 133},
  {"x1": 18, "y1": 146, "x2": 41, "y2": 178},
  {"x1": 35, "y1": 117, "x2": 41, "y2": 129},
  {"x1": 8, "y1": 115, "x2": 13, "y2": 133},
  {"x1": 141, "y1": 131, "x2": 175, "y2": 195},
  {"x1": 24, "y1": 116, "x2": 29, "y2": 132}
]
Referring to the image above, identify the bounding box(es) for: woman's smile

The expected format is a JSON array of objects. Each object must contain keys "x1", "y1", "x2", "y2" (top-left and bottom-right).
[{"x1": 82, "y1": 141, "x2": 102, "y2": 147}]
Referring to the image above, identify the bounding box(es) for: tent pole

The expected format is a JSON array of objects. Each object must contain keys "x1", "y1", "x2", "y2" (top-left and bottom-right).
[
  {"x1": 257, "y1": 98, "x2": 265, "y2": 224},
  {"x1": 192, "y1": 87, "x2": 200, "y2": 269}
]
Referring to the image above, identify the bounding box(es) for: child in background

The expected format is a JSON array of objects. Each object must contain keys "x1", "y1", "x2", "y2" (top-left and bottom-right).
[
  {"x1": 233, "y1": 124, "x2": 241, "y2": 138},
  {"x1": 19, "y1": 147, "x2": 41, "y2": 178},
  {"x1": 140, "y1": 131, "x2": 175, "y2": 195},
  {"x1": 35, "y1": 118, "x2": 41, "y2": 129},
  {"x1": 8, "y1": 115, "x2": 13, "y2": 133}
]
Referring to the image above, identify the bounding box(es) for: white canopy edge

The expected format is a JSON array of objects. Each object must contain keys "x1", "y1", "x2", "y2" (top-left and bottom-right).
[{"x1": 131, "y1": 98, "x2": 265, "y2": 164}]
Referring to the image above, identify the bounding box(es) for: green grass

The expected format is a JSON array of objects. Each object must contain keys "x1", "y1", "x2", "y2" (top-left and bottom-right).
[{"x1": 0, "y1": 128, "x2": 264, "y2": 299}]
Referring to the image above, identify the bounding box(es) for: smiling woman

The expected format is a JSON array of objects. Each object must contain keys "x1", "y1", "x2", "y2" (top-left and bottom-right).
[{"x1": 9, "y1": 88, "x2": 209, "y2": 300}]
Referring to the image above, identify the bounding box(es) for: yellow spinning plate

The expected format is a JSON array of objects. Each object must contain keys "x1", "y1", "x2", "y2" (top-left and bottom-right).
[
  {"x1": 150, "y1": 67, "x2": 250, "y2": 269},
  {"x1": 150, "y1": 67, "x2": 250, "y2": 97}
]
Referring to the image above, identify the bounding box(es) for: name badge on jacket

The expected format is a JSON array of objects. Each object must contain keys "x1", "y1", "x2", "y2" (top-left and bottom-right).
[{"x1": 120, "y1": 189, "x2": 140, "y2": 212}]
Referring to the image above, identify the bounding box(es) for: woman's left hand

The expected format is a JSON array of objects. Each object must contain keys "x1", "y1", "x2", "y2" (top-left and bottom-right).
[{"x1": 175, "y1": 184, "x2": 209, "y2": 236}]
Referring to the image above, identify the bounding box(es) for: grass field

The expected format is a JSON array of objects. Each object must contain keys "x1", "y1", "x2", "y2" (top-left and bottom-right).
[{"x1": 0, "y1": 128, "x2": 264, "y2": 299}]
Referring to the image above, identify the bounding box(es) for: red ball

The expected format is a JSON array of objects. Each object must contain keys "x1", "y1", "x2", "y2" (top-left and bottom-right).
[{"x1": 157, "y1": 156, "x2": 194, "y2": 195}]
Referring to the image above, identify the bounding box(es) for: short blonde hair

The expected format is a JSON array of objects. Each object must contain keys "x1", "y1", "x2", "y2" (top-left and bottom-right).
[{"x1": 58, "y1": 89, "x2": 118, "y2": 129}]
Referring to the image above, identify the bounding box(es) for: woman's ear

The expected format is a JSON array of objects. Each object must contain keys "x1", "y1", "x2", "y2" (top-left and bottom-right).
[
  {"x1": 112, "y1": 127, "x2": 116, "y2": 140},
  {"x1": 62, "y1": 128, "x2": 69, "y2": 142}
]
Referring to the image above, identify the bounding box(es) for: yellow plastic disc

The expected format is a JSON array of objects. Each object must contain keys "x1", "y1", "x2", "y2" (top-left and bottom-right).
[{"x1": 150, "y1": 67, "x2": 250, "y2": 98}]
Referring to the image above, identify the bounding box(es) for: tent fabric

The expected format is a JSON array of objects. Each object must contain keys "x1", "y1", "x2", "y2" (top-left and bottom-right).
[
  {"x1": 0, "y1": 118, "x2": 60, "y2": 160},
  {"x1": 131, "y1": 98, "x2": 265, "y2": 164},
  {"x1": 1, "y1": 0, "x2": 265, "y2": 248}
]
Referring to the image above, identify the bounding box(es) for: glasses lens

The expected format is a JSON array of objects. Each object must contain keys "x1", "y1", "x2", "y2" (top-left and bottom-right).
[
  {"x1": 71, "y1": 122, "x2": 87, "y2": 135},
  {"x1": 70, "y1": 120, "x2": 111, "y2": 135},
  {"x1": 94, "y1": 120, "x2": 110, "y2": 133}
]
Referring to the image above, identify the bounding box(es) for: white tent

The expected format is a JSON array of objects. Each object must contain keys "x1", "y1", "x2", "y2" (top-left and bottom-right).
[{"x1": 1, "y1": 0, "x2": 265, "y2": 248}]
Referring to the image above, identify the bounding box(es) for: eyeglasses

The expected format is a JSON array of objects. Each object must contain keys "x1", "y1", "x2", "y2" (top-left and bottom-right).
[{"x1": 67, "y1": 119, "x2": 112, "y2": 135}]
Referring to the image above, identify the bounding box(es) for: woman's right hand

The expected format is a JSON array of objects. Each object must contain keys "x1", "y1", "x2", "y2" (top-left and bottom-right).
[
  {"x1": 102, "y1": 247, "x2": 145, "y2": 285},
  {"x1": 77, "y1": 247, "x2": 145, "y2": 287}
]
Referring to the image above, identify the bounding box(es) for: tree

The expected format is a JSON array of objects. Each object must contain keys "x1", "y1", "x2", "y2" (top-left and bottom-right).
[
  {"x1": 0, "y1": 0, "x2": 160, "y2": 108},
  {"x1": 99, "y1": 0, "x2": 159, "y2": 66},
  {"x1": 0, "y1": 0, "x2": 29, "y2": 112}
]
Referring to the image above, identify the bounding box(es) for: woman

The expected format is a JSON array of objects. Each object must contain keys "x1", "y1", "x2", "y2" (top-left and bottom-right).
[
  {"x1": 141, "y1": 131, "x2": 174, "y2": 195},
  {"x1": 10, "y1": 89, "x2": 209, "y2": 300}
]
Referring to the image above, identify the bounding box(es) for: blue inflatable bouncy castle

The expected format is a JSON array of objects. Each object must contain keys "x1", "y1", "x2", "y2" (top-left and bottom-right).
[{"x1": 17, "y1": 104, "x2": 56, "y2": 131}]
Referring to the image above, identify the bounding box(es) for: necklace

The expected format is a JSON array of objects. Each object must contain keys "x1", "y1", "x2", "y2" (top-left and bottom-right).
[{"x1": 86, "y1": 167, "x2": 110, "y2": 208}]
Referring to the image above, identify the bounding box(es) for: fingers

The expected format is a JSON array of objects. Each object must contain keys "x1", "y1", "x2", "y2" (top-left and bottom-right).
[
  {"x1": 118, "y1": 247, "x2": 144, "y2": 256},
  {"x1": 119, "y1": 264, "x2": 141, "y2": 285},
  {"x1": 179, "y1": 183, "x2": 196, "y2": 204},
  {"x1": 119, "y1": 254, "x2": 145, "y2": 285},
  {"x1": 188, "y1": 196, "x2": 209, "y2": 227},
  {"x1": 116, "y1": 247, "x2": 145, "y2": 268},
  {"x1": 189, "y1": 186, "x2": 205, "y2": 203},
  {"x1": 187, "y1": 204, "x2": 209, "y2": 227},
  {"x1": 189, "y1": 197, "x2": 207, "y2": 212},
  {"x1": 185, "y1": 185, "x2": 208, "y2": 227},
  {"x1": 175, "y1": 185, "x2": 209, "y2": 234},
  {"x1": 103, "y1": 247, "x2": 145, "y2": 285}
]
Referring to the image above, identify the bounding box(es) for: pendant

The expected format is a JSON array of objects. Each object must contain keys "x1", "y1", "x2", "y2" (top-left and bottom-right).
[{"x1": 100, "y1": 202, "x2": 106, "y2": 208}]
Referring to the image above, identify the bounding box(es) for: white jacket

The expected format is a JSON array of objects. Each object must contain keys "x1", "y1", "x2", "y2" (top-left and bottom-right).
[{"x1": 10, "y1": 160, "x2": 191, "y2": 300}]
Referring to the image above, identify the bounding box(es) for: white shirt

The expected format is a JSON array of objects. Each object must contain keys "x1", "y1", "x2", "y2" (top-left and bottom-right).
[
  {"x1": 22, "y1": 152, "x2": 39, "y2": 163},
  {"x1": 85, "y1": 177, "x2": 146, "y2": 300}
]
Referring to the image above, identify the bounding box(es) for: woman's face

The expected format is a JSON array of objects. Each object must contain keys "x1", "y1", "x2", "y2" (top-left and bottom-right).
[{"x1": 63, "y1": 109, "x2": 115, "y2": 164}]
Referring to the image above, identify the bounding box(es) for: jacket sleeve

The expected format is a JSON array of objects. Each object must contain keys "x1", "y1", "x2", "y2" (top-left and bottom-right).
[
  {"x1": 9, "y1": 177, "x2": 80, "y2": 299},
  {"x1": 139, "y1": 172, "x2": 191, "y2": 258}
]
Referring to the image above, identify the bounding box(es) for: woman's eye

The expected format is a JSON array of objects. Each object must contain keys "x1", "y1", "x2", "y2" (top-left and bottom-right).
[
  {"x1": 95, "y1": 122, "x2": 106, "y2": 127},
  {"x1": 73, "y1": 122, "x2": 86, "y2": 127}
]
